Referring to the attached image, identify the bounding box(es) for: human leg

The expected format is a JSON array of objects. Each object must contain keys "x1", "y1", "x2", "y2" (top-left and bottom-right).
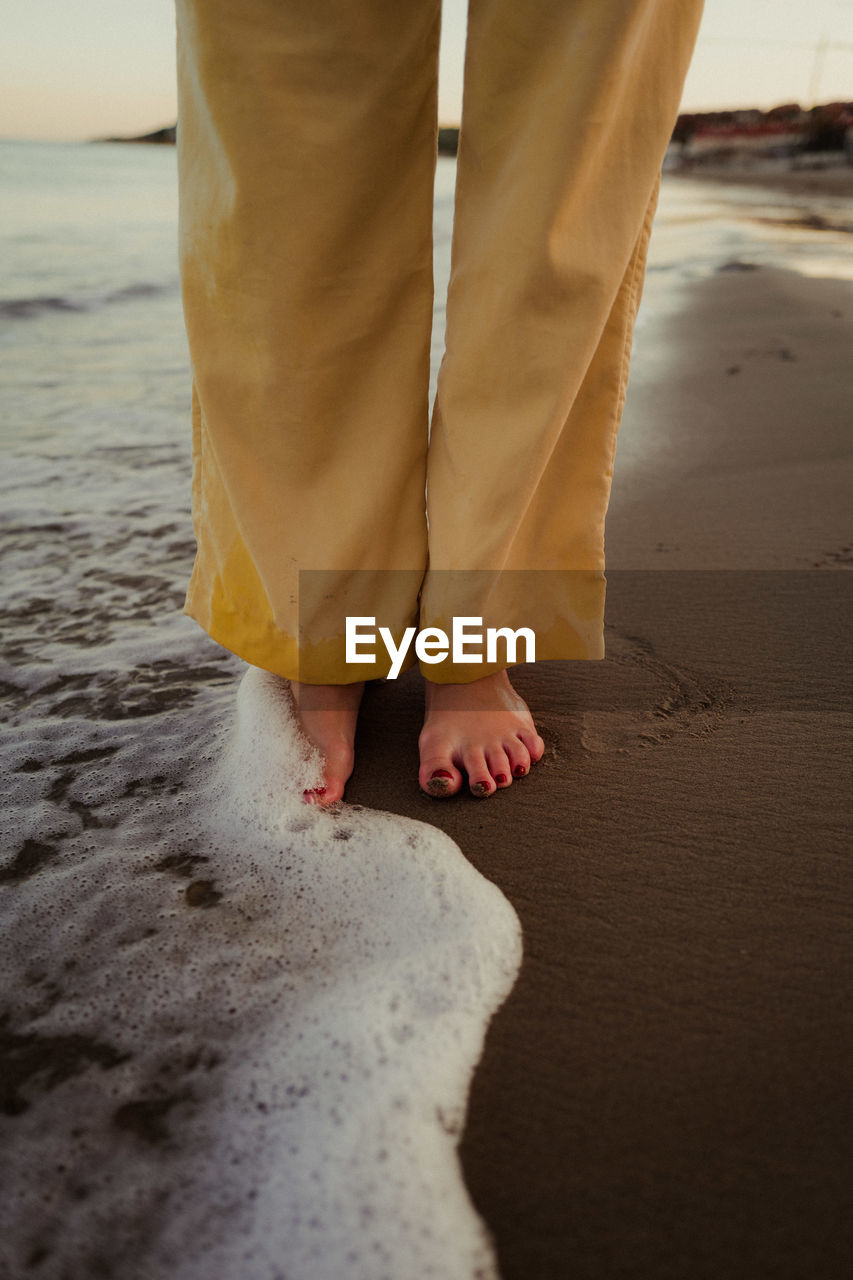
[
  {"x1": 419, "y1": 0, "x2": 704, "y2": 795},
  {"x1": 175, "y1": 0, "x2": 441, "y2": 686},
  {"x1": 175, "y1": 0, "x2": 445, "y2": 802}
]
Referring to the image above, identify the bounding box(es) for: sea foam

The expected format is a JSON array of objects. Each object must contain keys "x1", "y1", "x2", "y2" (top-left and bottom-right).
[{"x1": 0, "y1": 665, "x2": 522, "y2": 1279}]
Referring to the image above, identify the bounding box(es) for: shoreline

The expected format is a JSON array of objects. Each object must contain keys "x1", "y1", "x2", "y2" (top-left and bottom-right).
[
  {"x1": 345, "y1": 235, "x2": 853, "y2": 1277},
  {"x1": 667, "y1": 156, "x2": 853, "y2": 200},
  {"x1": 347, "y1": 568, "x2": 851, "y2": 1279}
]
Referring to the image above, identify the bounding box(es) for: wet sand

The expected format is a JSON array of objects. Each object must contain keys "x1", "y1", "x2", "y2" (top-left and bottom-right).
[
  {"x1": 671, "y1": 156, "x2": 853, "y2": 201},
  {"x1": 346, "y1": 258, "x2": 853, "y2": 1279}
]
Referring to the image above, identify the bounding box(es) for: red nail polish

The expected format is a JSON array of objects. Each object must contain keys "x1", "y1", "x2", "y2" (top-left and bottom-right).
[
  {"x1": 431, "y1": 769, "x2": 453, "y2": 779},
  {"x1": 314, "y1": 786, "x2": 326, "y2": 794},
  {"x1": 513, "y1": 765, "x2": 526, "y2": 778},
  {"x1": 495, "y1": 773, "x2": 508, "y2": 785}
]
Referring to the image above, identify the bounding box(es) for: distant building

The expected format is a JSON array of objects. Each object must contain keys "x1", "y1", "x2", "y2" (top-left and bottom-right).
[{"x1": 671, "y1": 101, "x2": 853, "y2": 167}]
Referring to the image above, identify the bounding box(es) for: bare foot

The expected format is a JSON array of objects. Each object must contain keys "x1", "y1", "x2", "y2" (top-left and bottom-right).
[
  {"x1": 289, "y1": 680, "x2": 364, "y2": 805},
  {"x1": 419, "y1": 669, "x2": 545, "y2": 799}
]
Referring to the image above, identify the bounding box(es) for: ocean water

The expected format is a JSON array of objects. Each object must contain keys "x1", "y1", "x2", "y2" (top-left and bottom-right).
[
  {"x1": 1, "y1": 139, "x2": 851, "y2": 1277},
  {"x1": 1, "y1": 142, "x2": 519, "y2": 1279},
  {"x1": 642, "y1": 169, "x2": 853, "y2": 293}
]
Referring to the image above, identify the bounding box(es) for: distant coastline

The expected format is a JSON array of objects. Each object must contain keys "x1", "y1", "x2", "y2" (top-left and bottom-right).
[
  {"x1": 95, "y1": 122, "x2": 462, "y2": 156},
  {"x1": 96, "y1": 100, "x2": 853, "y2": 174},
  {"x1": 97, "y1": 124, "x2": 177, "y2": 146}
]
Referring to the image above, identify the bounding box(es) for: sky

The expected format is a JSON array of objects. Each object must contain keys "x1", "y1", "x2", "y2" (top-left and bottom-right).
[{"x1": 2, "y1": 0, "x2": 853, "y2": 141}]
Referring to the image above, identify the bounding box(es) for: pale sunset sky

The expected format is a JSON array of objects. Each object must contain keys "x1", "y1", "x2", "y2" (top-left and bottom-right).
[{"x1": 2, "y1": 0, "x2": 853, "y2": 142}]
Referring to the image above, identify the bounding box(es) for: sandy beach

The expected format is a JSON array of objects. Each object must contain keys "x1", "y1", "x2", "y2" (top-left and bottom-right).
[
  {"x1": 1, "y1": 149, "x2": 851, "y2": 1278},
  {"x1": 350, "y1": 571, "x2": 851, "y2": 1279},
  {"x1": 344, "y1": 185, "x2": 853, "y2": 1277}
]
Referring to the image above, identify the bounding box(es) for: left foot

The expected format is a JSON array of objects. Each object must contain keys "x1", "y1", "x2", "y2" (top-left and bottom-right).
[
  {"x1": 419, "y1": 670, "x2": 545, "y2": 799},
  {"x1": 289, "y1": 680, "x2": 364, "y2": 806}
]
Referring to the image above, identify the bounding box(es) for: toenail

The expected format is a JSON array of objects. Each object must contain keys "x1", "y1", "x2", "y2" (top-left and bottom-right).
[
  {"x1": 471, "y1": 780, "x2": 491, "y2": 796},
  {"x1": 431, "y1": 769, "x2": 453, "y2": 779},
  {"x1": 495, "y1": 773, "x2": 508, "y2": 785},
  {"x1": 513, "y1": 765, "x2": 527, "y2": 778}
]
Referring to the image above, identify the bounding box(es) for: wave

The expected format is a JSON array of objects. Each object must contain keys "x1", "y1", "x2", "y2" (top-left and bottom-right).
[
  {"x1": 0, "y1": 665, "x2": 522, "y2": 1279},
  {"x1": 0, "y1": 280, "x2": 176, "y2": 321}
]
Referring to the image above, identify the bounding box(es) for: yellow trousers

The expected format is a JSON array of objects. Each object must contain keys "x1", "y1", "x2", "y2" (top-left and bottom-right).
[{"x1": 176, "y1": 0, "x2": 704, "y2": 683}]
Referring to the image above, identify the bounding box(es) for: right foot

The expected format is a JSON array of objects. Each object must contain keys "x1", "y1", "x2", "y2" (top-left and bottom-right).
[
  {"x1": 418, "y1": 668, "x2": 545, "y2": 799},
  {"x1": 289, "y1": 680, "x2": 364, "y2": 806}
]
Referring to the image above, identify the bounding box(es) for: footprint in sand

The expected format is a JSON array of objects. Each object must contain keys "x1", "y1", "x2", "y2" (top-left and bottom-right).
[{"x1": 579, "y1": 626, "x2": 734, "y2": 755}]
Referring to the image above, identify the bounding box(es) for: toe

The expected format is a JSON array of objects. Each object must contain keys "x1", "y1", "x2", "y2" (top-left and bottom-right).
[
  {"x1": 316, "y1": 780, "x2": 346, "y2": 806},
  {"x1": 303, "y1": 780, "x2": 344, "y2": 807},
  {"x1": 420, "y1": 753, "x2": 464, "y2": 799},
  {"x1": 485, "y1": 745, "x2": 512, "y2": 788},
  {"x1": 506, "y1": 739, "x2": 532, "y2": 780},
  {"x1": 519, "y1": 730, "x2": 546, "y2": 764},
  {"x1": 462, "y1": 749, "x2": 496, "y2": 798}
]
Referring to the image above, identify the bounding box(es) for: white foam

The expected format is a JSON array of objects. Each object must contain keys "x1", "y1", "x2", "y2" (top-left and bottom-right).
[{"x1": 0, "y1": 666, "x2": 522, "y2": 1279}]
